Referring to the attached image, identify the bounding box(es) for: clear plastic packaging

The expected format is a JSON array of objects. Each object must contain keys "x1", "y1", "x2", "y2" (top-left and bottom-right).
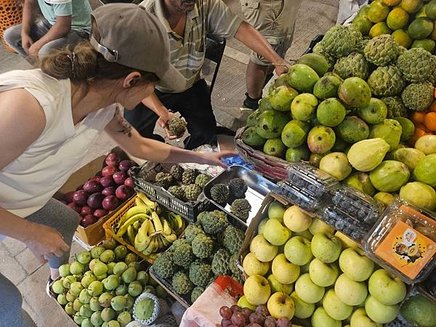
[
  {"x1": 275, "y1": 162, "x2": 339, "y2": 214},
  {"x1": 363, "y1": 201, "x2": 436, "y2": 284}
]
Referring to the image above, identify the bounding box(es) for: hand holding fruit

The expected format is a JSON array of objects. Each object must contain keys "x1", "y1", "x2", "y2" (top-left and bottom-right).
[
  {"x1": 23, "y1": 222, "x2": 70, "y2": 263},
  {"x1": 196, "y1": 150, "x2": 238, "y2": 168}
]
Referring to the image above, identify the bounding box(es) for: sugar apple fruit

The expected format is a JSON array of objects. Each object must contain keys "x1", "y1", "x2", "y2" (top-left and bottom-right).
[
  {"x1": 364, "y1": 34, "x2": 399, "y2": 66},
  {"x1": 172, "y1": 241, "x2": 194, "y2": 266},
  {"x1": 167, "y1": 117, "x2": 187, "y2": 138},
  {"x1": 401, "y1": 83, "x2": 434, "y2": 111},
  {"x1": 210, "y1": 183, "x2": 230, "y2": 205},
  {"x1": 172, "y1": 271, "x2": 193, "y2": 295},
  {"x1": 211, "y1": 248, "x2": 230, "y2": 276},
  {"x1": 192, "y1": 234, "x2": 214, "y2": 259},
  {"x1": 222, "y1": 225, "x2": 244, "y2": 255},
  {"x1": 194, "y1": 174, "x2": 212, "y2": 189},
  {"x1": 184, "y1": 224, "x2": 204, "y2": 243},
  {"x1": 199, "y1": 210, "x2": 229, "y2": 235},
  {"x1": 189, "y1": 261, "x2": 213, "y2": 287},
  {"x1": 333, "y1": 52, "x2": 369, "y2": 80},
  {"x1": 169, "y1": 165, "x2": 184, "y2": 181},
  {"x1": 397, "y1": 48, "x2": 436, "y2": 83},
  {"x1": 312, "y1": 42, "x2": 336, "y2": 66},
  {"x1": 381, "y1": 97, "x2": 408, "y2": 118},
  {"x1": 191, "y1": 286, "x2": 205, "y2": 303},
  {"x1": 367, "y1": 66, "x2": 405, "y2": 97},
  {"x1": 168, "y1": 185, "x2": 185, "y2": 201},
  {"x1": 230, "y1": 199, "x2": 251, "y2": 222},
  {"x1": 153, "y1": 252, "x2": 175, "y2": 279},
  {"x1": 183, "y1": 184, "x2": 202, "y2": 202},
  {"x1": 320, "y1": 25, "x2": 363, "y2": 59},
  {"x1": 229, "y1": 252, "x2": 243, "y2": 283},
  {"x1": 182, "y1": 169, "x2": 198, "y2": 185},
  {"x1": 228, "y1": 178, "x2": 248, "y2": 199},
  {"x1": 154, "y1": 172, "x2": 174, "y2": 189}
]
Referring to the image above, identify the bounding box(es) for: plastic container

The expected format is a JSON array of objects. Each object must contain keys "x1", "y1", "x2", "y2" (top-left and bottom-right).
[
  {"x1": 130, "y1": 163, "x2": 209, "y2": 222},
  {"x1": 275, "y1": 162, "x2": 339, "y2": 214},
  {"x1": 203, "y1": 165, "x2": 277, "y2": 226},
  {"x1": 364, "y1": 201, "x2": 436, "y2": 284}
]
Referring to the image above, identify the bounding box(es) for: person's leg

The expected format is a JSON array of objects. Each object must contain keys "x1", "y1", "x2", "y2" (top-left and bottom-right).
[
  {"x1": 123, "y1": 102, "x2": 164, "y2": 142},
  {"x1": 26, "y1": 198, "x2": 80, "y2": 279},
  {"x1": 3, "y1": 24, "x2": 27, "y2": 56},
  {"x1": 0, "y1": 273, "x2": 36, "y2": 327},
  {"x1": 244, "y1": 60, "x2": 270, "y2": 109},
  {"x1": 174, "y1": 79, "x2": 217, "y2": 149},
  {"x1": 38, "y1": 30, "x2": 89, "y2": 58}
]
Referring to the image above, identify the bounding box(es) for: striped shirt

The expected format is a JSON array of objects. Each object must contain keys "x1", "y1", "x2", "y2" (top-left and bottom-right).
[{"x1": 140, "y1": 0, "x2": 243, "y2": 93}]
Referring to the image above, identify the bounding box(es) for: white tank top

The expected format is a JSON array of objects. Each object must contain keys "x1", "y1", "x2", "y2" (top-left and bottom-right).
[{"x1": 0, "y1": 69, "x2": 116, "y2": 217}]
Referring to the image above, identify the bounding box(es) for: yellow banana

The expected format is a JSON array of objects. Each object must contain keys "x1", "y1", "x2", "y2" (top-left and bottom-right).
[
  {"x1": 134, "y1": 220, "x2": 152, "y2": 251},
  {"x1": 132, "y1": 220, "x2": 142, "y2": 231},
  {"x1": 143, "y1": 236, "x2": 160, "y2": 255},
  {"x1": 161, "y1": 218, "x2": 173, "y2": 236},
  {"x1": 117, "y1": 205, "x2": 148, "y2": 229},
  {"x1": 163, "y1": 232, "x2": 177, "y2": 244},
  {"x1": 151, "y1": 212, "x2": 164, "y2": 232},
  {"x1": 156, "y1": 234, "x2": 168, "y2": 248},
  {"x1": 127, "y1": 225, "x2": 136, "y2": 245},
  {"x1": 137, "y1": 193, "x2": 157, "y2": 210},
  {"x1": 117, "y1": 213, "x2": 149, "y2": 237}
]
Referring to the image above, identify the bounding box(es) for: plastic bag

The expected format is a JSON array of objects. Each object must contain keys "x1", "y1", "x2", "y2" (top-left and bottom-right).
[
  {"x1": 180, "y1": 276, "x2": 243, "y2": 327},
  {"x1": 337, "y1": 0, "x2": 369, "y2": 25}
]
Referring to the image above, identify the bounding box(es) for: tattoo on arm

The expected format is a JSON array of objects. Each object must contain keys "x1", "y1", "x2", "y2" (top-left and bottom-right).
[{"x1": 115, "y1": 108, "x2": 132, "y2": 138}]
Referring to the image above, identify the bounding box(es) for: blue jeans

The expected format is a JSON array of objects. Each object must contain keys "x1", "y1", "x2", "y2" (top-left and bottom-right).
[{"x1": 3, "y1": 17, "x2": 89, "y2": 58}]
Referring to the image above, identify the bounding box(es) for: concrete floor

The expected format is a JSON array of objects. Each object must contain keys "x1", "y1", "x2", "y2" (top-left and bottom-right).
[{"x1": 0, "y1": 1, "x2": 338, "y2": 326}]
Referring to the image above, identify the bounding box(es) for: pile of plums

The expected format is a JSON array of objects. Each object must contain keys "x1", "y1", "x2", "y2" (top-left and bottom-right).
[{"x1": 219, "y1": 304, "x2": 292, "y2": 327}]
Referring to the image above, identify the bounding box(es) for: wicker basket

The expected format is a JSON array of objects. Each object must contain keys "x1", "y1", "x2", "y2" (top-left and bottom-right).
[
  {"x1": 234, "y1": 127, "x2": 290, "y2": 182},
  {"x1": 103, "y1": 195, "x2": 156, "y2": 264},
  {"x1": 0, "y1": 0, "x2": 23, "y2": 51}
]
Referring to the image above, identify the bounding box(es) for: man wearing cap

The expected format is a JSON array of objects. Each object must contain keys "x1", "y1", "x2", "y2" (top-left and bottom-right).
[
  {"x1": 0, "y1": 4, "x2": 234, "y2": 326},
  {"x1": 124, "y1": 0, "x2": 288, "y2": 150},
  {"x1": 3, "y1": 0, "x2": 91, "y2": 59}
]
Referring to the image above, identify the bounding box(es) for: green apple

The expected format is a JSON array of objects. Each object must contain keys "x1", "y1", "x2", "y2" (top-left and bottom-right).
[
  {"x1": 308, "y1": 258, "x2": 339, "y2": 287},
  {"x1": 350, "y1": 308, "x2": 382, "y2": 327},
  {"x1": 290, "y1": 291, "x2": 315, "y2": 319},
  {"x1": 323, "y1": 289, "x2": 353, "y2": 320},
  {"x1": 368, "y1": 269, "x2": 406, "y2": 305},
  {"x1": 237, "y1": 295, "x2": 256, "y2": 310},
  {"x1": 263, "y1": 219, "x2": 291, "y2": 246},
  {"x1": 311, "y1": 307, "x2": 341, "y2": 327},
  {"x1": 294, "y1": 229, "x2": 313, "y2": 240},
  {"x1": 295, "y1": 273, "x2": 325, "y2": 304},
  {"x1": 311, "y1": 232, "x2": 342, "y2": 263},
  {"x1": 339, "y1": 248, "x2": 374, "y2": 282},
  {"x1": 334, "y1": 273, "x2": 368, "y2": 306},
  {"x1": 267, "y1": 291, "x2": 295, "y2": 319},
  {"x1": 365, "y1": 295, "x2": 399, "y2": 324},
  {"x1": 243, "y1": 275, "x2": 271, "y2": 305},
  {"x1": 283, "y1": 205, "x2": 313, "y2": 232},
  {"x1": 335, "y1": 231, "x2": 360, "y2": 249},
  {"x1": 309, "y1": 218, "x2": 335, "y2": 235},
  {"x1": 258, "y1": 218, "x2": 268, "y2": 235},
  {"x1": 272, "y1": 254, "x2": 300, "y2": 284},
  {"x1": 243, "y1": 252, "x2": 270, "y2": 276},
  {"x1": 250, "y1": 235, "x2": 278, "y2": 262},
  {"x1": 268, "y1": 201, "x2": 286, "y2": 222},
  {"x1": 267, "y1": 274, "x2": 293, "y2": 295},
  {"x1": 284, "y1": 236, "x2": 313, "y2": 265}
]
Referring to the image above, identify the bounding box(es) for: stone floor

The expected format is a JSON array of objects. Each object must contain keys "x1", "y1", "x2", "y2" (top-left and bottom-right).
[{"x1": 0, "y1": 0, "x2": 338, "y2": 326}]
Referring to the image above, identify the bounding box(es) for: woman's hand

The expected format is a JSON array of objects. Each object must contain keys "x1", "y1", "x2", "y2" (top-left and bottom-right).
[
  {"x1": 197, "y1": 150, "x2": 238, "y2": 168},
  {"x1": 23, "y1": 222, "x2": 70, "y2": 263}
]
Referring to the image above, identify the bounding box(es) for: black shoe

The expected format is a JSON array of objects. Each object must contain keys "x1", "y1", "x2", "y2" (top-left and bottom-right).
[
  {"x1": 45, "y1": 277, "x2": 54, "y2": 297},
  {"x1": 243, "y1": 93, "x2": 261, "y2": 110}
]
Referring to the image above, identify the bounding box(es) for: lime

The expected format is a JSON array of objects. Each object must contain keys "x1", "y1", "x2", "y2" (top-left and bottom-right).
[
  {"x1": 387, "y1": 7, "x2": 409, "y2": 30},
  {"x1": 369, "y1": 22, "x2": 392, "y2": 38},
  {"x1": 368, "y1": 1, "x2": 391, "y2": 22},
  {"x1": 392, "y1": 29, "x2": 413, "y2": 47}
]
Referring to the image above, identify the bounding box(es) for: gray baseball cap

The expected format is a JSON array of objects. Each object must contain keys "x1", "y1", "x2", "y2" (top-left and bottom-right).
[{"x1": 90, "y1": 3, "x2": 185, "y2": 92}]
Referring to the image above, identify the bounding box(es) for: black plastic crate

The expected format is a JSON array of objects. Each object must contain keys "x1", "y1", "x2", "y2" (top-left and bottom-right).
[{"x1": 131, "y1": 163, "x2": 209, "y2": 222}]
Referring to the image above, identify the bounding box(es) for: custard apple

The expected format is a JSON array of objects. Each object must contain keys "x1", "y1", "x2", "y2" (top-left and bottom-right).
[
  {"x1": 199, "y1": 210, "x2": 229, "y2": 235},
  {"x1": 210, "y1": 183, "x2": 230, "y2": 205},
  {"x1": 367, "y1": 66, "x2": 406, "y2": 97},
  {"x1": 333, "y1": 52, "x2": 369, "y2": 80},
  {"x1": 211, "y1": 248, "x2": 230, "y2": 276},
  {"x1": 397, "y1": 48, "x2": 436, "y2": 83},
  {"x1": 153, "y1": 252, "x2": 175, "y2": 279},
  {"x1": 228, "y1": 178, "x2": 248, "y2": 199},
  {"x1": 154, "y1": 172, "x2": 174, "y2": 189},
  {"x1": 382, "y1": 96, "x2": 408, "y2": 118},
  {"x1": 184, "y1": 184, "x2": 202, "y2": 202},
  {"x1": 169, "y1": 165, "x2": 184, "y2": 181},
  {"x1": 312, "y1": 42, "x2": 335, "y2": 66},
  {"x1": 191, "y1": 286, "x2": 204, "y2": 303},
  {"x1": 189, "y1": 261, "x2": 212, "y2": 287},
  {"x1": 230, "y1": 199, "x2": 251, "y2": 222},
  {"x1": 320, "y1": 25, "x2": 362, "y2": 59},
  {"x1": 172, "y1": 271, "x2": 193, "y2": 295},
  {"x1": 191, "y1": 234, "x2": 214, "y2": 259},
  {"x1": 168, "y1": 185, "x2": 185, "y2": 201},
  {"x1": 229, "y1": 252, "x2": 243, "y2": 283},
  {"x1": 182, "y1": 169, "x2": 198, "y2": 185},
  {"x1": 222, "y1": 225, "x2": 244, "y2": 255},
  {"x1": 172, "y1": 241, "x2": 194, "y2": 267},
  {"x1": 195, "y1": 173, "x2": 212, "y2": 189},
  {"x1": 184, "y1": 224, "x2": 204, "y2": 243},
  {"x1": 167, "y1": 117, "x2": 187, "y2": 138},
  {"x1": 401, "y1": 83, "x2": 434, "y2": 111},
  {"x1": 364, "y1": 34, "x2": 399, "y2": 66}
]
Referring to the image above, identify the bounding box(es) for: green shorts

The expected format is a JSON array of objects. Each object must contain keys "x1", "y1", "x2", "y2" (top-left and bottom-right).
[{"x1": 241, "y1": 0, "x2": 303, "y2": 65}]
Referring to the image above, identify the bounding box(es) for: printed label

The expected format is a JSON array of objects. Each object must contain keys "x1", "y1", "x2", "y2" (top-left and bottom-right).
[{"x1": 375, "y1": 221, "x2": 436, "y2": 280}]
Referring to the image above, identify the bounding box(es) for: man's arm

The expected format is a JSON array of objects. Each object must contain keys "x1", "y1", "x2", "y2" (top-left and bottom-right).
[
  {"x1": 29, "y1": 15, "x2": 72, "y2": 55},
  {"x1": 21, "y1": 0, "x2": 37, "y2": 52},
  {"x1": 234, "y1": 21, "x2": 288, "y2": 75}
]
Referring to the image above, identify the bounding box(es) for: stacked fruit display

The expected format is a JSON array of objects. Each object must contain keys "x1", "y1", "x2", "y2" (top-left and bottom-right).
[
  {"x1": 237, "y1": 199, "x2": 408, "y2": 326},
  {"x1": 113, "y1": 193, "x2": 185, "y2": 258},
  {"x1": 352, "y1": 0, "x2": 436, "y2": 52},
  {"x1": 64, "y1": 151, "x2": 137, "y2": 228},
  {"x1": 209, "y1": 177, "x2": 252, "y2": 222},
  {"x1": 151, "y1": 209, "x2": 245, "y2": 304},
  {"x1": 240, "y1": 23, "x2": 436, "y2": 212},
  {"x1": 50, "y1": 240, "x2": 164, "y2": 326}
]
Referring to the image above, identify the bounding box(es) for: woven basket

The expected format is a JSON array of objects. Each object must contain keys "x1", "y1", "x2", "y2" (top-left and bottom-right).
[
  {"x1": 234, "y1": 127, "x2": 290, "y2": 182},
  {"x1": 0, "y1": 0, "x2": 23, "y2": 51}
]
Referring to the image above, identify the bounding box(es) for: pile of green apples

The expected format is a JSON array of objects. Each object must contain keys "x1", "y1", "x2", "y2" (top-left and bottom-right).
[
  {"x1": 239, "y1": 200, "x2": 408, "y2": 326},
  {"x1": 50, "y1": 239, "x2": 162, "y2": 327}
]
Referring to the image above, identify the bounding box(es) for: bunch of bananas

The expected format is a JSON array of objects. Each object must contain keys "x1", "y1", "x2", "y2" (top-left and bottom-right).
[{"x1": 115, "y1": 193, "x2": 185, "y2": 257}]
